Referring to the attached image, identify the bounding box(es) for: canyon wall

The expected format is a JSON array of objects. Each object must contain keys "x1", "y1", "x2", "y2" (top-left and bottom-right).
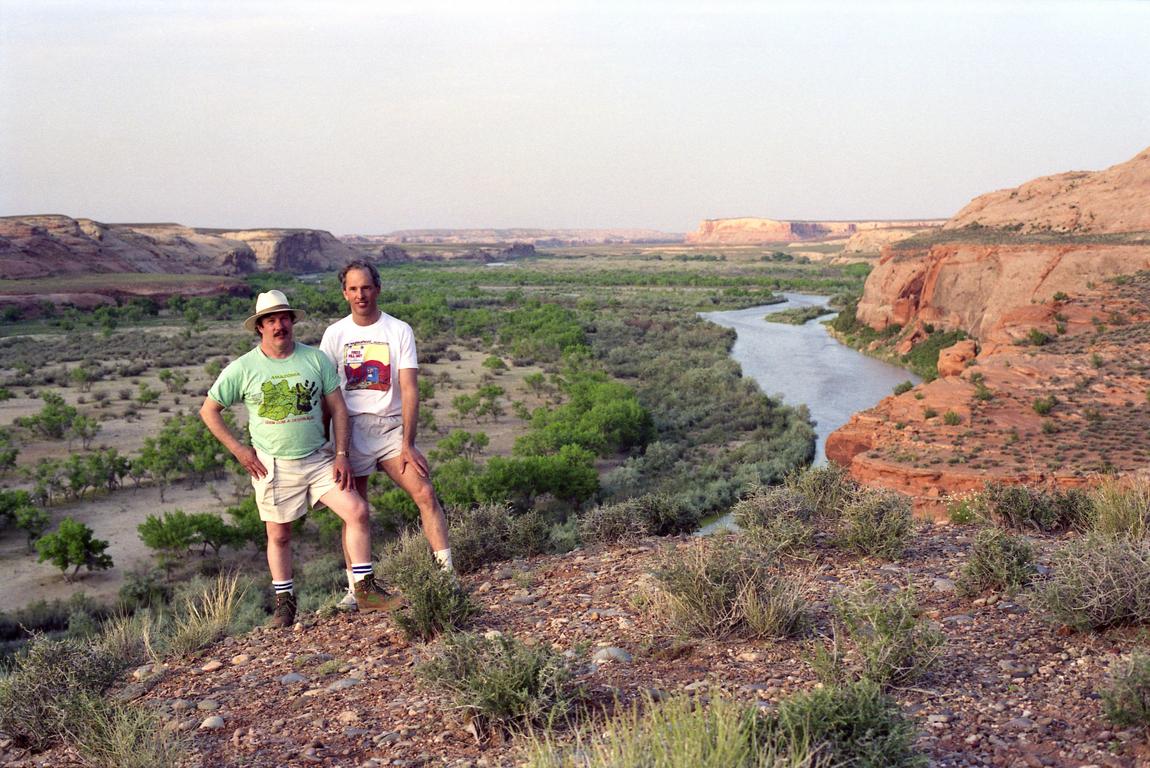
[
  {"x1": 826, "y1": 146, "x2": 1150, "y2": 514},
  {"x1": 0, "y1": 215, "x2": 358, "y2": 279},
  {"x1": 686, "y1": 217, "x2": 945, "y2": 245}
]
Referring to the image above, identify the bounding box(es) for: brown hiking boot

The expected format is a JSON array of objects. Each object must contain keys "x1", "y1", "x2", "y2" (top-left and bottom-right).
[
  {"x1": 270, "y1": 592, "x2": 297, "y2": 629},
  {"x1": 352, "y1": 573, "x2": 404, "y2": 613}
]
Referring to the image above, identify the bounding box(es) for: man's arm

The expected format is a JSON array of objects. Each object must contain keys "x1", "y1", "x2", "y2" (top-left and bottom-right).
[
  {"x1": 398, "y1": 367, "x2": 430, "y2": 478},
  {"x1": 323, "y1": 388, "x2": 353, "y2": 490},
  {"x1": 199, "y1": 397, "x2": 267, "y2": 479}
]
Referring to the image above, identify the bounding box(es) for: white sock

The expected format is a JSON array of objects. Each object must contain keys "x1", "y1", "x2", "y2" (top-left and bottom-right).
[
  {"x1": 272, "y1": 579, "x2": 294, "y2": 596},
  {"x1": 351, "y1": 563, "x2": 373, "y2": 583},
  {"x1": 345, "y1": 569, "x2": 355, "y2": 593},
  {"x1": 434, "y1": 548, "x2": 453, "y2": 572}
]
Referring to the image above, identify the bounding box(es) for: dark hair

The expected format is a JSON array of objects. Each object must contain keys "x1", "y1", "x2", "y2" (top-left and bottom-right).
[
  {"x1": 254, "y1": 310, "x2": 296, "y2": 335},
  {"x1": 339, "y1": 260, "x2": 381, "y2": 289}
]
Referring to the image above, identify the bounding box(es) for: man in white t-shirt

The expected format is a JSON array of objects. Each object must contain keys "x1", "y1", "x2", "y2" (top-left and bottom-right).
[{"x1": 320, "y1": 261, "x2": 452, "y2": 609}]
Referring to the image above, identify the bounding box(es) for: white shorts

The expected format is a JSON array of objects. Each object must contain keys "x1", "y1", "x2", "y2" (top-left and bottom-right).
[
  {"x1": 251, "y1": 448, "x2": 337, "y2": 524},
  {"x1": 349, "y1": 414, "x2": 404, "y2": 477}
]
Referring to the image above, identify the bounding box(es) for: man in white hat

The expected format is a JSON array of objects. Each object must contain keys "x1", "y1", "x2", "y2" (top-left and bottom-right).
[
  {"x1": 320, "y1": 261, "x2": 452, "y2": 609},
  {"x1": 200, "y1": 289, "x2": 400, "y2": 628}
]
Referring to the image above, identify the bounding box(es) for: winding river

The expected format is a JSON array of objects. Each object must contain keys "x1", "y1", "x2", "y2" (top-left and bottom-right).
[{"x1": 701, "y1": 293, "x2": 920, "y2": 466}]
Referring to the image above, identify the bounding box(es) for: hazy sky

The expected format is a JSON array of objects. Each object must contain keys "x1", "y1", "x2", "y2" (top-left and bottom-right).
[{"x1": 2, "y1": 0, "x2": 1148, "y2": 234}]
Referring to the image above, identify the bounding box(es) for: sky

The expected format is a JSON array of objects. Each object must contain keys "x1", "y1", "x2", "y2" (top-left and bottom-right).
[{"x1": 2, "y1": 0, "x2": 1148, "y2": 234}]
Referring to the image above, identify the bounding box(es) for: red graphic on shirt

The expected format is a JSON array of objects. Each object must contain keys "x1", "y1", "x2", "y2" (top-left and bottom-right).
[{"x1": 343, "y1": 342, "x2": 391, "y2": 392}]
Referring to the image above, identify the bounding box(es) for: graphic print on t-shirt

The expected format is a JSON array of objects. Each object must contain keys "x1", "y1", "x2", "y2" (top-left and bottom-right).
[
  {"x1": 258, "y1": 379, "x2": 319, "y2": 419},
  {"x1": 342, "y1": 341, "x2": 392, "y2": 392}
]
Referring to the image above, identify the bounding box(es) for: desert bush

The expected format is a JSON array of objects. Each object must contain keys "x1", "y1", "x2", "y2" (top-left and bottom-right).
[
  {"x1": 36, "y1": 517, "x2": 114, "y2": 581},
  {"x1": 381, "y1": 530, "x2": 478, "y2": 641},
  {"x1": 893, "y1": 380, "x2": 914, "y2": 396},
  {"x1": 945, "y1": 491, "x2": 988, "y2": 525},
  {"x1": 522, "y1": 694, "x2": 789, "y2": 768},
  {"x1": 578, "y1": 499, "x2": 650, "y2": 545},
  {"x1": 956, "y1": 529, "x2": 1036, "y2": 597},
  {"x1": 837, "y1": 489, "x2": 914, "y2": 560},
  {"x1": 731, "y1": 487, "x2": 815, "y2": 558},
  {"x1": 161, "y1": 572, "x2": 246, "y2": 658},
  {"x1": 117, "y1": 566, "x2": 173, "y2": 612},
  {"x1": 814, "y1": 581, "x2": 943, "y2": 689},
  {"x1": 0, "y1": 635, "x2": 126, "y2": 750},
  {"x1": 647, "y1": 540, "x2": 808, "y2": 640},
  {"x1": 449, "y1": 503, "x2": 513, "y2": 572},
  {"x1": 418, "y1": 631, "x2": 579, "y2": 731},
  {"x1": 62, "y1": 692, "x2": 186, "y2": 768},
  {"x1": 1037, "y1": 534, "x2": 1150, "y2": 631},
  {"x1": 1089, "y1": 477, "x2": 1150, "y2": 538},
  {"x1": 981, "y1": 482, "x2": 1091, "y2": 532},
  {"x1": 508, "y1": 509, "x2": 551, "y2": 558},
  {"x1": 763, "y1": 680, "x2": 926, "y2": 768},
  {"x1": 1101, "y1": 652, "x2": 1150, "y2": 731},
  {"x1": 783, "y1": 463, "x2": 855, "y2": 519}
]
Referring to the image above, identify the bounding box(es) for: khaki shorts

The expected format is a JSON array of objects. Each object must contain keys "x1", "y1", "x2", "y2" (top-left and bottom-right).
[
  {"x1": 349, "y1": 413, "x2": 404, "y2": 477},
  {"x1": 252, "y1": 448, "x2": 337, "y2": 524}
]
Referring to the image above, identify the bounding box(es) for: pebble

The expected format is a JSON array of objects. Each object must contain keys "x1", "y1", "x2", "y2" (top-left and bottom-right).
[
  {"x1": 942, "y1": 614, "x2": 974, "y2": 625},
  {"x1": 328, "y1": 677, "x2": 362, "y2": 691},
  {"x1": 279, "y1": 672, "x2": 309, "y2": 685},
  {"x1": 200, "y1": 660, "x2": 224, "y2": 673},
  {"x1": 170, "y1": 699, "x2": 192, "y2": 712},
  {"x1": 338, "y1": 710, "x2": 360, "y2": 724},
  {"x1": 592, "y1": 647, "x2": 633, "y2": 664},
  {"x1": 200, "y1": 716, "x2": 225, "y2": 730},
  {"x1": 231, "y1": 654, "x2": 252, "y2": 665},
  {"x1": 196, "y1": 699, "x2": 220, "y2": 711},
  {"x1": 131, "y1": 665, "x2": 153, "y2": 680},
  {"x1": 933, "y1": 578, "x2": 957, "y2": 592}
]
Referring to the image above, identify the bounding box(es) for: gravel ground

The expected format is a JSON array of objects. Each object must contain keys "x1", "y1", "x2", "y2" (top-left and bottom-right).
[{"x1": 4, "y1": 524, "x2": 1149, "y2": 768}]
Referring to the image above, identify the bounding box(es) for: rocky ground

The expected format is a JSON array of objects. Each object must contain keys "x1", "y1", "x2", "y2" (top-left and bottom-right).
[{"x1": 4, "y1": 524, "x2": 1149, "y2": 768}]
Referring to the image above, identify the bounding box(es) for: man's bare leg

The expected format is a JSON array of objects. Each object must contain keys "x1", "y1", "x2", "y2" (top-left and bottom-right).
[{"x1": 379, "y1": 456, "x2": 450, "y2": 552}]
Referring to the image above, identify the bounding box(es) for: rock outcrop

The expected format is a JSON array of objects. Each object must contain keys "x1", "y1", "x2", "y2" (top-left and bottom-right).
[
  {"x1": 686, "y1": 217, "x2": 945, "y2": 245},
  {"x1": 0, "y1": 215, "x2": 358, "y2": 279},
  {"x1": 827, "y1": 146, "x2": 1150, "y2": 515}
]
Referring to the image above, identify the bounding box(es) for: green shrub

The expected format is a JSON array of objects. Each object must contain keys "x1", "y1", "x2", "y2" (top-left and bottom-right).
[
  {"x1": 578, "y1": 499, "x2": 650, "y2": 545},
  {"x1": 981, "y1": 482, "x2": 1091, "y2": 532},
  {"x1": 946, "y1": 491, "x2": 987, "y2": 525},
  {"x1": 814, "y1": 581, "x2": 943, "y2": 689},
  {"x1": 648, "y1": 540, "x2": 808, "y2": 640},
  {"x1": 893, "y1": 380, "x2": 914, "y2": 396},
  {"x1": 1089, "y1": 478, "x2": 1150, "y2": 538},
  {"x1": 162, "y1": 572, "x2": 246, "y2": 657},
  {"x1": 449, "y1": 503, "x2": 513, "y2": 572},
  {"x1": 731, "y1": 487, "x2": 814, "y2": 558},
  {"x1": 837, "y1": 490, "x2": 914, "y2": 560},
  {"x1": 63, "y1": 692, "x2": 186, "y2": 768},
  {"x1": 0, "y1": 635, "x2": 126, "y2": 750},
  {"x1": 763, "y1": 680, "x2": 926, "y2": 767},
  {"x1": 942, "y1": 410, "x2": 961, "y2": 426},
  {"x1": 1101, "y1": 652, "x2": 1150, "y2": 731},
  {"x1": 1038, "y1": 534, "x2": 1150, "y2": 631},
  {"x1": 418, "y1": 631, "x2": 579, "y2": 731},
  {"x1": 117, "y1": 566, "x2": 172, "y2": 612},
  {"x1": 1032, "y1": 395, "x2": 1057, "y2": 415},
  {"x1": 783, "y1": 463, "x2": 856, "y2": 519},
  {"x1": 956, "y1": 528, "x2": 1036, "y2": 597},
  {"x1": 523, "y1": 694, "x2": 788, "y2": 768},
  {"x1": 380, "y1": 531, "x2": 478, "y2": 641}
]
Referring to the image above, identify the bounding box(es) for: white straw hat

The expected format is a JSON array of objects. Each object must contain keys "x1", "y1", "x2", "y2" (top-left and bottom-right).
[{"x1": 243, "y1": 290, "x2": 306, "y2": 332}]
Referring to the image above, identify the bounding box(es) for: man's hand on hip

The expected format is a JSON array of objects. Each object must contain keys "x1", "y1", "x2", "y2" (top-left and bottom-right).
[{"x1": 234, "y1": 446, "x2": 268, "y2": 479}]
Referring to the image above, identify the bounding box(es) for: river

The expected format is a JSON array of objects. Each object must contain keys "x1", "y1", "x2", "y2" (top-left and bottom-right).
[{"x1": 701, "y1": 293, "x2": 920, "y2": 466}]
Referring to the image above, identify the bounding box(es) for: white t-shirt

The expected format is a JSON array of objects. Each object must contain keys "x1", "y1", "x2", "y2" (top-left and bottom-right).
[{"x1": 320, "y1": 312, "x2": 419, "y2": 418}]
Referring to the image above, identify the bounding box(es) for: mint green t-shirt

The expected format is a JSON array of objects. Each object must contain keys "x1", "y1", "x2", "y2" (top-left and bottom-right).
[{"x1": 207, "y1": 343, "x2": 339, "y2": 459}]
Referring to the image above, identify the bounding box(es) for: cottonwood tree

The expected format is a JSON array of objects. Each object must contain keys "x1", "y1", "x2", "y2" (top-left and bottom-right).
[{"x1": 35, "y1": 518, "x2": 114, "y2": 581}]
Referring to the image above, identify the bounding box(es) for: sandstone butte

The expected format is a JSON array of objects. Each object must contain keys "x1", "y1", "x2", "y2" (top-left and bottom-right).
[
  {"x1": 685, "y1": 216, "x2": 945, "y2": 245},
  {"x1": 825, "y1": 146, "x2": 1150, "y2": 516},
  {"x1": 0, "y1": 215, "x2": 364, "y2": 313}
]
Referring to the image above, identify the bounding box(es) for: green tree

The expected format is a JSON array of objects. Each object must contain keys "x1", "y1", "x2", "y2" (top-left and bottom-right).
[
  {"x1": 67, "y1": 414, "x2": 101, "y2": 450},
  {"x1": 35, "y1": 518, "x2": 113, "y2": 581},
  {"x1": 15, "y1": 393, "x2": 78, "y2": 439},
  {"x1": 14, "y1": 505, "x2": 50, "y2": 551},
  {"x1": 0, "y1": 429, "x2": 18, "y2": 472},
  {"x1": 430, "y1": 430, "x2": 490, "y2": 463},
  {"x1": 226, "y1": 497, "x2": 265, "y2": 548},
  {"x1": 188, "y1": 513, "x2": 244, "y2": 557},
  {"x1": 137, "y1": 509, "x2": 196, "y2": 572}
]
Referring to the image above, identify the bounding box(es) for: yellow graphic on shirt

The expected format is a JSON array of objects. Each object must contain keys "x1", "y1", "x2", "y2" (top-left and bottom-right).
[{"x1": 343, "y1": 342, "x2": 392, "y2": 392}]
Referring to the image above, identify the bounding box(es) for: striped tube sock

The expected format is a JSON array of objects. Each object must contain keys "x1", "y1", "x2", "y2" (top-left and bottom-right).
[
  {"x1": 351, "y1": 563, "x2": 374, "y2": 583},
  {"x1": 272, "y1": 579, "x2": 294, "y2": 596}
]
